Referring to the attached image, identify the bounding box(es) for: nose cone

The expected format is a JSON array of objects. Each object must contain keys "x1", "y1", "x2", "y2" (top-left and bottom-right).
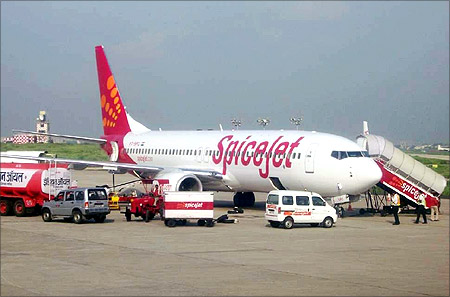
[{"x1": 357, "y1": 158, "x2": 382, "y2": 190}]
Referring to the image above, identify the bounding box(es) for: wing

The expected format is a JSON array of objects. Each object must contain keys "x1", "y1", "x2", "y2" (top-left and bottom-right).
[{"x1": 0, "y1": 153, "x2": 223, "y2": 180}]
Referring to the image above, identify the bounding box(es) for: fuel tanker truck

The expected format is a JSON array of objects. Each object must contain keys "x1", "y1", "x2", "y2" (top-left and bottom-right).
[{"x1": 0, "y1": 158, "x2": 72, "y2": 216}]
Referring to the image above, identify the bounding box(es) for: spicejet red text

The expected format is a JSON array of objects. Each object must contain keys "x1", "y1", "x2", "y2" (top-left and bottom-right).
[{"x1": 212, "y1": 135, "x2": 304, "y2": 178}]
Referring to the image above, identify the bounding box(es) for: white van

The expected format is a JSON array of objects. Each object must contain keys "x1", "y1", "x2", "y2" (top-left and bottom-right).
[{"x1": 265, "y1": 190, "x2": 337, "y2": 229}]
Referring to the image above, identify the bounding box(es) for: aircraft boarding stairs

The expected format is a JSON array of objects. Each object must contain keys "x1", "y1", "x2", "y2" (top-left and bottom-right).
[{"x1": 356, "y1": 133, "x2": 447, "y2": 215}]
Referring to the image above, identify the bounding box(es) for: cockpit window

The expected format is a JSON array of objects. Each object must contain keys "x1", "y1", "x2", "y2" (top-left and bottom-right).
[
  {"x1": 331, "y1": 150, "x2": 368, "y2": 160},
  {"x1": 347, "y1": 151, "x2": 362, "y2": 157}
]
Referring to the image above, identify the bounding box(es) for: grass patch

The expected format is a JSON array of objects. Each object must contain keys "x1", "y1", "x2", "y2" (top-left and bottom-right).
[{"x1": 0, "y1": 143, "x2": 109, "y2": 161}]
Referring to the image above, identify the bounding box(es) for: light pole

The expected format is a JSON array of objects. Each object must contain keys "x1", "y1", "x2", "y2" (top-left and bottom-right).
[
  {"x1": 231, "y1": 118, "x2": 242, "y2": 130},
  {"x1": 290, "y1": 116, "x2": 303, "y2": 130},
  {"x1": 257, "y1": 118, "x2": 270, "y2": 130}
]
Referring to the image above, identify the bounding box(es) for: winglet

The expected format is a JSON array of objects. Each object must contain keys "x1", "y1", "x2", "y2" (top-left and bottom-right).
[{"x1": 95, "y1": 45, "x2": 131, "y2": 136}]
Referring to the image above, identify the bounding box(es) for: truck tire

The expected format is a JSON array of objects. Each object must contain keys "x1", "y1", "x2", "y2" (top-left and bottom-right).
[
  {"x1": 205, "y1": 219, "x2": 214, "y2": 227},
  {"x1": 145, "y1": 210, "x2": 155, "y2": 222},
  {"x1": 72, "y1": 210, "x2": 84, "y2": 224},
  {"x1": 42, "y1": 209, "x2": 52, "y2": 222},
  {"x1": 94, "y1": 215, "x2": 106, "y2": 223},
  {"x1": 283, "y1": 217, "x2": 294, "y2": 229},
  {"x1": 166, "y1": 219, "x2": 176, "y2": 227},
  {"x1": 322, "y1": 217, "x2": 334, "y2": 228},
  {"x1": 0, "y1": 200, "x2": 12, "y2": 216},
  {"x1": 269, "y1": 221, "x2": 281, "y2": 228},
  {"x1": 13, "y1": 200, "x2": 26, "y2": 217},
  {"x1": 125, "y1": 208, "x2": 131, "y2": 222},
  {"x1": 197, "y1": 219, "x2": 206, "y2": 226}
]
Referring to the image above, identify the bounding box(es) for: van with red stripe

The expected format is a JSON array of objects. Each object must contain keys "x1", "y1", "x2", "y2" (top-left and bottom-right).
[{"x1": 265, "y1": 190, "x2": 337, "y2": 229}]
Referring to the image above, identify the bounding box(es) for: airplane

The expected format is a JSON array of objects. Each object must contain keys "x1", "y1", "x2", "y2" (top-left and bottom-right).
[{"x1": 3, "y1": 45, "x2": 382, "y2": 207}]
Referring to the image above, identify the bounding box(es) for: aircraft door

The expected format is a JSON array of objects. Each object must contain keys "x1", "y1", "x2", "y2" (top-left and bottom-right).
[
  {"x1": 110, "y1": 141, "x2": 119, "y2": 162},
  {"x1": 305, "y1": 143, "x2": 318, "y2": 173}
]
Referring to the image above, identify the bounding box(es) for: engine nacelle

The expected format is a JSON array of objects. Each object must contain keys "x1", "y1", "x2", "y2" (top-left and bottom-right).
[{"x1": 154, "y1": 171, "x2": 203, "y2": 192}]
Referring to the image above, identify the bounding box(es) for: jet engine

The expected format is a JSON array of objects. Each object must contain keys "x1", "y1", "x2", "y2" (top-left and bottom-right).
[{"x1": 154, "y1": 171, "x2": 203, "y2": 192}]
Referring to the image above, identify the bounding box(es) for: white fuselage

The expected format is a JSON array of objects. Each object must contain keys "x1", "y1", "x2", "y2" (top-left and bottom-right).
[{"x1": 121, "y1": 129, "x2": 382, "y2": 197}]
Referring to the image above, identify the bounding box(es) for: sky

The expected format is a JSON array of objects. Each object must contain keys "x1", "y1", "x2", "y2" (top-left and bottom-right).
[{"x1": 1, "y1": 1, "x2": 449, "y2": 145}]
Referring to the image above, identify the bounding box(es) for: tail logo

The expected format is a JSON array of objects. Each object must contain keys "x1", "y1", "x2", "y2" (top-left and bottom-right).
[{"x1": 101, "y1": 75, "x2": 123, "y2": 128}]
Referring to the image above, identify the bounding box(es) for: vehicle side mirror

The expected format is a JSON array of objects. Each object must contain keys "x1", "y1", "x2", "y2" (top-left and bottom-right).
[{"x1": 54, "y1": 198, "x2": 59, "y2": 202}]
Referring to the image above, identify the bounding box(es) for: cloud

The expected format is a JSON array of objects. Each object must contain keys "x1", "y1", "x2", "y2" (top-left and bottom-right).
[{"x1": 110, "y1": 31, "x2": 167, "y2": 65}]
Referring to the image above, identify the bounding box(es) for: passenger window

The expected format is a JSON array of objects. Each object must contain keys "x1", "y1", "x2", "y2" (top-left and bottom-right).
[
  {"x1": 267, "y1": 194, "x2": 279, "y2": 204},
  {"x1": 282, "y1": 196, "x2": 293, "y2": 205},
  {"x1": 55, "y1": 192, "x2": 64, "y2": 201},
  {"x1": 75, "y1": 191, "x2": 84, "y2": 201},
  {"x1": 296, "y1": 196, "x2": 309, "y2": 206},
  {"x1": 312, "y1": 196, "x2": 326, "y2": 206},
  {"x1": 65, "y1": 191, "x2": 74, "y2": 201}
]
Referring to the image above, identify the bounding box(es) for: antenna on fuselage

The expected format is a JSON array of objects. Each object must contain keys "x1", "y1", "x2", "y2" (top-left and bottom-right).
[{"x1": 219, "y1": 124, "x2": 223, "y2": 131}]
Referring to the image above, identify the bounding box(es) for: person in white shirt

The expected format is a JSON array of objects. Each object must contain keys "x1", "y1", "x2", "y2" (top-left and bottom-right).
[
  {"x1": 414, "y1": 192, "x2": 427, "y2": 224},
  {"x1": 391, "y1": 193, "x2": 400, "y2": 225}
]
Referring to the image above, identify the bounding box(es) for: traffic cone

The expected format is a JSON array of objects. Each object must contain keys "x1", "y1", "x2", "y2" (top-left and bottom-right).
[{"x1": 347, "y1": 203, "x2": 353, "y2": 211}]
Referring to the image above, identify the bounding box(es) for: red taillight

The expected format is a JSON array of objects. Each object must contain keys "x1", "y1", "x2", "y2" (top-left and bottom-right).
[
  {"x1": 278, "y1": 207, "x2": 281, "y2": 214},
  {"x1": 84, "y1": 202, "x2": 89, "y2": 208}
]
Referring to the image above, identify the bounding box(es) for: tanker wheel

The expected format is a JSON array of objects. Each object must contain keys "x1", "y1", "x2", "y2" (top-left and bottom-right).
[
  {"x1": 13, "y1": 200, "x2": 26, "y2": 217},
  {"x1": 0, "y1": 200, "x2": 12, "y2": 216},
  {"x1": 197, "y1": 219, "x2": 206, "y2": 226}
]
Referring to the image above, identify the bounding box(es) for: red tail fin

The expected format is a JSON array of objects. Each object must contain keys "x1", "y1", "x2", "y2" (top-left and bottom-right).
[{"x1": 95, "y1": 45, "x2": 131, "y2": 136}]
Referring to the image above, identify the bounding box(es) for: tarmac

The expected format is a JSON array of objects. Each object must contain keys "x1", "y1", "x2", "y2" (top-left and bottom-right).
[{"x1": 1, "y1": 170, "x2": 449, "y2": 296}]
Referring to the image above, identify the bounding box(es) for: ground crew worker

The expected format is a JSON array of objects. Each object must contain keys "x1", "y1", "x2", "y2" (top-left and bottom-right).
[
  {"x1": 415, "y1": 191, "x2": 427, "y2": 224},
  {"x1": 425, "y1": 196, "x2": 439, "y2": 221},
  {"x1": 391, "y1": 193, "x2": 400, "y2": 225}
]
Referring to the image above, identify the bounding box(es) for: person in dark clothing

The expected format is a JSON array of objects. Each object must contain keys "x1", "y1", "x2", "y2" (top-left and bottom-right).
[{"x1": 414, "y1": 192, "x2": 427, "y2": 224}]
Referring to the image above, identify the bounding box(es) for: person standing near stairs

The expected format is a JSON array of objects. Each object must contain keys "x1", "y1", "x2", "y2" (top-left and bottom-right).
[
  {"x1": 391, "y1": 193, "x2": 400, "y2": 225},
  {"x1": 415, "y1": 192, "x2": 428, "y2": 224}
]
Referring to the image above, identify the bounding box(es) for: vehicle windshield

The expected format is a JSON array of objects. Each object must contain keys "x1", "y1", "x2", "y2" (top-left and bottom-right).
[
  {"x1": 87, "y1": 189, "x2": 107, "y2": 200},
  {"x1": 267, "y1": 194, "x2": 279, "y2": 204}
]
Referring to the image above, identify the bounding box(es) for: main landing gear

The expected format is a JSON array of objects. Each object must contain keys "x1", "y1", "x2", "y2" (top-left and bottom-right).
[{"x1": 233, "y1": 192, "x2": 255, "y2": 208}]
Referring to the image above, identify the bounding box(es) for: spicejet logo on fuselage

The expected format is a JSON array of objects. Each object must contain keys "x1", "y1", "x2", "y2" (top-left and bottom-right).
[{"x1": 212, "y1": 135, "x2": 304, "y2": 178}]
